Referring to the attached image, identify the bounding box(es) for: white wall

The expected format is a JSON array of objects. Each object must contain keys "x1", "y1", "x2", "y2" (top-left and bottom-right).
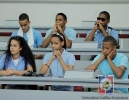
[{"x1": 0, "y1": 3, "x2": 129, "y2": 27}]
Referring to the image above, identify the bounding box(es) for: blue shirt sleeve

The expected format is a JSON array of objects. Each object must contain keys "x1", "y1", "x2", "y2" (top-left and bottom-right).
[
  {"x1": 86, "y1": 30, "x2": 92, "y2": 38},
  {"x1": 27, "y1": 62, "x2": 31, "y2": 67},
  {"x1": 35, "y1": 31, "x2": 43, "y2": 47},
  {"x1": 42, "y1": 53, "x2": 51, "y2": 64},
  {"x1": 110, "y1": 30, "x2": 119, "y2": 42},
  {"x1": 44, "y1": 29, "x2": 53, "y2": 39},
  {"x1": 11, "y1": 31, "x2": 18, "y2": 37},
  {"x1": 65, "y1": 28, "x2": 76, "y2": 41},
  {"x1": 92, "y1": 54, "x2": 101, "y2": 64},
  {"x1": 119, "y1": 54, "x2": 128, "y2": 69},
  {"x1": 0, "y1": 54, "x2": 6, "y2": 70},
  {"x1": 67, "y1": 53, "x2": 75, "y2": 66}
]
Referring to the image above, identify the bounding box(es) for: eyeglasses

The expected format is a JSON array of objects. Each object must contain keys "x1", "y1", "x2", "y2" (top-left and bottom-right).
[{"x1": 97, "y1": 17, "x2": 106, "y2": 21}]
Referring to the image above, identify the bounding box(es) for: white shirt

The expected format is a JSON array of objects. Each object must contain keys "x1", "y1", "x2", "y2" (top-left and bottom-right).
[{"x1": 13, "y1": 59, "x2": 19, "y2": 66}]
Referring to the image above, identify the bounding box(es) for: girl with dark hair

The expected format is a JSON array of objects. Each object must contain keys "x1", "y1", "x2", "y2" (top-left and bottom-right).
[
  {"x1": 0, "y1": 36, "x2": 36, "y2": 89},
  {"x1": 40, "y1": 32, "x2": 75, "y2": 91}
]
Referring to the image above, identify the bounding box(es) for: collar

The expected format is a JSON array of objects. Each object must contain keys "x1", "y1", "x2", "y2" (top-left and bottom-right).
[
  {"x1": 56, "y1": 48, "x2": 66, "y2": 57},
  {"x1": 112, "y1": 52, "x2": 117, "y2": 61},
  {"x1": 11, "y1": 55, "x2": 23, "y2": 61}
]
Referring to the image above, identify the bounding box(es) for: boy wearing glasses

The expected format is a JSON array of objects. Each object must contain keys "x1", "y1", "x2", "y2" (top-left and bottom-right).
[{"x1": 85, "y1": 11, "x2": 118, "y2": 49}]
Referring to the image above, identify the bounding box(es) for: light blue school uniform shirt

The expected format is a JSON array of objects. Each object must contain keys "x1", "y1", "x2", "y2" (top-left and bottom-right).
[
  {"x1": 43, "y1": 49, "x2": 75, "y2": 91},
  {"x1": 0, "y1": 54, "x2": 30, "y2": 70},
  {"x1": 92, "y1": 53, "x2": 128, "y2": 93},
  {"x1": 45, "y1": 27, "x2": 77, "y2": 41},
  {"x1": 11, "y1": 28, "x2": 43, "y2": 48},
  {"x1": 0, "y1": 54, "x2": 31, "y2": 86},
  {"x1": 86, "y1": 26, "x2": 118, "y2": 48}
]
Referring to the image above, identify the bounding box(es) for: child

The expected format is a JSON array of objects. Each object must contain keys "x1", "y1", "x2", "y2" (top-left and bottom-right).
[
  {"x1": 11, "y1": 13, "x2": 43, "y2": 59},
  {"x1": 0, "y1": 36, "x2": 36, "y2": 89},
  {"x1": 42, "y1": 13, "x2": 76, "y2": 48},
  {"x1": 85, "y1": 36, "x2": 128, "y2": 93},
  {"x1": 40, "y1": 32, "x2": 75, "y2": 91}
]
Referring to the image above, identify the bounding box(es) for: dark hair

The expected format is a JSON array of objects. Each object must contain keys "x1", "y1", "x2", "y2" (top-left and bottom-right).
[
  {"x1": 4, "y1": 36, "x2": 36, "y2": 72},
  {"x1": 19, "y1": 13, "x2": 29, "y2": 21},
  {"x1": 51, "y1": 32, "x2": 66, "y2": 50},
  {"x1": 103, "y1": 36, "x2": 117, "y2": 46},
  {"x1": 56, "y1": 13, "x2": 67, "y2": 20},
  {"x1": 99, "y1": 11, "x2": 110, "y2": 20}
]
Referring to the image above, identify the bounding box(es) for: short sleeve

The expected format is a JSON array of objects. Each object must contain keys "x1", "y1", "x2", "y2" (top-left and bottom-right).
[
  {"x1": 86, "y1": 30, "x2": 92, "y2": 38},
  {"x1": 11, "y1": 31, "x2": 18, "y2": 37},
  {"x1": 44, "y1": 29, "x2": 53, "y2": 39},
  {"x1": 42, "y1": 53, "x2": 51, "y2": 64},
  {"x1": 27, "y1": 62, "x2": 31, "y2": 67},
  {"x1": 92, "y1": 54, "x2": 101, "y2": 64},
  {"x1": 36, "y1": 32, "x2": 43, "y2": 47},
  {"x1": 67, "y1": 53, "x2": 75, "y2": 66},
  {"x1": 0, "y1": 54, "x2": 6, "y2": 70},
  {"x1": 66, "y1": 29, "x2": 76, "y2": 41},
  {"x1": 110, "y1": 30, "x2": 119, "y2": 42},
  {"x1": 119, "y1": 55, "x2": 128, "y2": 69}
]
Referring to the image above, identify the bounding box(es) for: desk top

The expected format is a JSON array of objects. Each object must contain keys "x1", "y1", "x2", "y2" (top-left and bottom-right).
[{"x1": 0, "y1": 76, "x2": 129, "y2": 88}]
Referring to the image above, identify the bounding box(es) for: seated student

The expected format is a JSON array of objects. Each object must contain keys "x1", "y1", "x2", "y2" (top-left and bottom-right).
[
  {"x1": 85, "y1": 11, "x2": 119, "y2": 60},
  {"x1": 42, "y1": 13, "x2": 76, "y2": 48},
  {"x1": 0, "y1": 36, "x2": 36, "y2": 89},
  {"x1": 11, "y1": 13, "x2": 43, "y2": 59},
  {"x1": 40, "y1": 32, "x2": 75, "y2": 91},
  {"x1": 85, "y1": 36, "x2": 128, "y2": 93},
  {"x1": 85, "y1": 11, "x2": 118, "y2": 48}
]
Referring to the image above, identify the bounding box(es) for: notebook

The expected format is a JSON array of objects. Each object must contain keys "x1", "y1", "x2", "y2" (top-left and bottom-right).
[
  {"x1": 64, "y1": 70, "x2": 94, "y2": 79},
  {"x1": 72, "y1": 41, "x2": 98, "y2": 49}
]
